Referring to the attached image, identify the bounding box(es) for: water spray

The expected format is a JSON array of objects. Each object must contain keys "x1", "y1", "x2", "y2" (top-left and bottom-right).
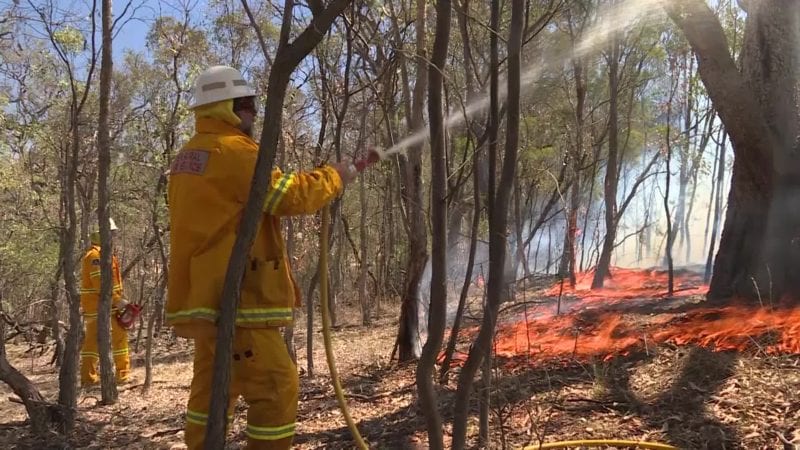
[{"x1": 380, "y1": 0, "x2": 665, "y2": 158}]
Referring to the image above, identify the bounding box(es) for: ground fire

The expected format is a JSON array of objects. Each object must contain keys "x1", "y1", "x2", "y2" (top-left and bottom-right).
[{"x1": 444, "y1": 267, "x2": 800, "y2": 369}]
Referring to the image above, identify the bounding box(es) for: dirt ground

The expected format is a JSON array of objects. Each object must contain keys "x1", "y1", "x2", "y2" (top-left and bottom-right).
[{"x1": 1, "y1": 292, "x2": 799, "y2": 449}]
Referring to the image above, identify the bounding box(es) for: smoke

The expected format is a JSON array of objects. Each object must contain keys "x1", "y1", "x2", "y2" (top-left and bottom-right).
[
  {"x1": 415, "y1": 236, "x2": 490, "y2": 343},
  {"x1": 412, "y1": 143, "x2": 732, "y2": 346}
]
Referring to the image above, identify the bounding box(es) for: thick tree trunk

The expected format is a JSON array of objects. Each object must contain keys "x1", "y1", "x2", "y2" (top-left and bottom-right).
[
  {"x1": 667, "y1": 0, "x2": 800, "y2": 303},
  {"x1": 737, "y1": 1, "x2": 800, "y2": 302}
]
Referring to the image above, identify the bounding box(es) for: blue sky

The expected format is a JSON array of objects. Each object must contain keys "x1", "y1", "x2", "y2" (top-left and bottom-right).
[{"x1": 113, "y1": 0, "x2": 208, "y2": 53}]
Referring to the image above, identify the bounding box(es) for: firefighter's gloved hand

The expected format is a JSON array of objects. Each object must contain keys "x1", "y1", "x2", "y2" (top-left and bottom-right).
[
  {"x1": 330, "y1": 161, "x2": 358, "y2": 185},
  {"x1": 115, "y1": 299, "x2": 129, "y2": 311}
]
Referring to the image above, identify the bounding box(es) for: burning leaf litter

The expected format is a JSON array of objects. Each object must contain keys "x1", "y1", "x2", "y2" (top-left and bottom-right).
[{"x1": 447, "y1": 267, "x2": 800, "y2": 369}]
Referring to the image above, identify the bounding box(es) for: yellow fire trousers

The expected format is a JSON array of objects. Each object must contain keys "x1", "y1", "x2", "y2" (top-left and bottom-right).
[
  {"x1": 185, "y1": 328, "x2": 298, "y2": 450},
  {"x1": 80, "y1": 315, "x2": 130, "y2": 384}
]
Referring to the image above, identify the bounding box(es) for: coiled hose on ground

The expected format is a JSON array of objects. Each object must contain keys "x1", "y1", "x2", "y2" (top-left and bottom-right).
[{"x1": 522, "y1": 439, "x2": 678, "y2": 449}]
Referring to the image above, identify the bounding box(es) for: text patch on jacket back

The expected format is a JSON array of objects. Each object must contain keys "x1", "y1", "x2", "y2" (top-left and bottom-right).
[{"x1": 171, "y1": 150, "x2": 210, "y2": 175}]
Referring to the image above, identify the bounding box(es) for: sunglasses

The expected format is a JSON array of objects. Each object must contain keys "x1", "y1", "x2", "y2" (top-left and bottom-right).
[{"x1": 234, "y1": 97, "x2": 257, "y2": 114}]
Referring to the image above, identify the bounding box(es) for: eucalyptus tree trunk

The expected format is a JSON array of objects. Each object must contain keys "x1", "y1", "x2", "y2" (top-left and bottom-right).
[
  {"x1": 668, "y1": 0, "x2": 800, "y2": 303},
  {"x1": 96, "y1": 0, "x2": 118, "y2": 405},
  {"x1": 394, "y1": 0, "x2": 428, "y2": 362},
  {"x1": 415, "y1": 0, "x2": 451, "y2": 446}
]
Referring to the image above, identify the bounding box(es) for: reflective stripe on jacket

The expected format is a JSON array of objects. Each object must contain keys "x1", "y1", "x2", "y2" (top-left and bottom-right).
[
  {"x1": 80, "y1": 245, "x2": 123, "y2": 315},
  {"x1": 166, "y1": 117, "x2": 342, "y2": 337}
]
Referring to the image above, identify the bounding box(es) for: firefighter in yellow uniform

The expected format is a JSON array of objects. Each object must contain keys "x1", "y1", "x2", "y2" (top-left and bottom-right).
[
  {"x1": 80, "y1": 218, "x2": 130, "y2": 385},
  {"x1": 167, "y1": 65, "x2": 357, "y2": 450}
]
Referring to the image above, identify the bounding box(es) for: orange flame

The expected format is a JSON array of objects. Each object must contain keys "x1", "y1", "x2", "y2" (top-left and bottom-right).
[
  {"x1": 544, "y1": 266, "x2": 707, "y2": 303},
  {"x1": 443, "y1": 268, "x2": 800, "y2": 369}
]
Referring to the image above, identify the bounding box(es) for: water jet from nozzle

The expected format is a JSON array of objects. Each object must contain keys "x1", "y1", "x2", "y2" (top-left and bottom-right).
[{"x1": 380, "y1": 0, "x2": 663, "y2": 159}]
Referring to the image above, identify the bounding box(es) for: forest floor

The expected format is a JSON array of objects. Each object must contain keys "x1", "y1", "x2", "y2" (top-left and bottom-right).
[{"x1": 1, "y1": 270, "x2": 799, "y2": 449}]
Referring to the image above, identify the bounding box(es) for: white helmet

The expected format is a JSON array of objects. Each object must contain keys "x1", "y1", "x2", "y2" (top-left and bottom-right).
[
  {"x1": 93, "y1": 217, "x2": 118, "y2": 234},
  {"x1": 190, "y1": 65, "x2": 256, "y2": 109}
]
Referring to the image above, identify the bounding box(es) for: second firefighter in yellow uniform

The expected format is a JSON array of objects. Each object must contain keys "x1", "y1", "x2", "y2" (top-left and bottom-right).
[{"x1": 80, "y1": 218, "x2": 130, "y2": 385}]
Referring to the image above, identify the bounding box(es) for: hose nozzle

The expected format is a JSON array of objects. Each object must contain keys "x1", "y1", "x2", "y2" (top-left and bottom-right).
[{"x1": 354, "y1": 147, "x2": 385, "y2": 172}]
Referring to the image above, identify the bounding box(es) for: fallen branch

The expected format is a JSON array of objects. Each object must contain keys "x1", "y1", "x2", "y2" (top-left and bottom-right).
[
  {"x1": 775, "y1": 431, "x2": 798, "y2": 450},
  {"x1": 304, "y1": 381, "x2": 417, "y2": 403},
  {"x1": 141, "y1": 427, "x2": 184, "y2": 439},
  {"x1": 564, "y1": 397, "x2": 618, "y2": 406}
]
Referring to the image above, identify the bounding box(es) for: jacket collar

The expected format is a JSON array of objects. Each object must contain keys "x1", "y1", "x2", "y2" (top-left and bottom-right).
[{"x1": 195, "y1": 117, "x2": 250, "y2": 139}]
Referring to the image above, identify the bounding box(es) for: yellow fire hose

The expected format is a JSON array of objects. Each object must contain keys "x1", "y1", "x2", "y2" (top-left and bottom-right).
[
  {"x1": 320, "y1": 204, "x2": 369, "y2": 449},
  {"x1": 522, "y1": 440, "x2": 678, "y2": 449}
]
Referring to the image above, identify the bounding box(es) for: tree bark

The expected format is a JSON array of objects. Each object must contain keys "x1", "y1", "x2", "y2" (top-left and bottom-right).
[
  {"x1": 96, "y1": 0, "x2": 119, "y2": 405},
  {"x1": 666, "y1": 0, "x2": 800, "y2": 303},
  {"x1": 358, "y1": 169, "x2": 370, "y2": 325},
  {"x1": 48, "y1": 264, "x2": 64, "y2": 367},
  {"x1": 664, "y1": 58, "x2": 679, "y2": 296},
  {"x1": 416, "y1": 0, "x2": 451, "y2": 446},
  {"x1": 0, "y1": 318, "x2": 57, "y2": 433},
  {"x1": 143, "y1": 274, "x2": 165, "y2": 392},
  {"x1": 560, "y1": 6, "x2": 588, "y2": 286},
  {"x1": 40, "y1": 0, "x2": 100, "y2": 429},
  {"x1": 592, "y1": 36, "x2": 621, "y2": 289},
  {"x1": 394, "y1": 0, "x2": 428, "y2": 362},
  {"x1": 513, "y1": 177, "x2": 530, "y2": 278}
]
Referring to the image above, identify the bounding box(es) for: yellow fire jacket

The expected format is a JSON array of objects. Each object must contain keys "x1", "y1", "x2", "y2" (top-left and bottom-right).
[
  {"x1": 166, "y1": 117, "x2": 342, "y2": 338},
  {"x1": 80, "y1": 245, "x2": 123, "y2": 318}
]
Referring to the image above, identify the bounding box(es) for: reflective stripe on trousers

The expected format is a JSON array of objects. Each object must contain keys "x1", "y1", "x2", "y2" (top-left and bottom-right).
[
  {"x1": 80, "y1": 315, "x2": 130, "y2": 384},
  {"x1": 184, "y1": 328, "x2": 298, "y2": 450}
]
